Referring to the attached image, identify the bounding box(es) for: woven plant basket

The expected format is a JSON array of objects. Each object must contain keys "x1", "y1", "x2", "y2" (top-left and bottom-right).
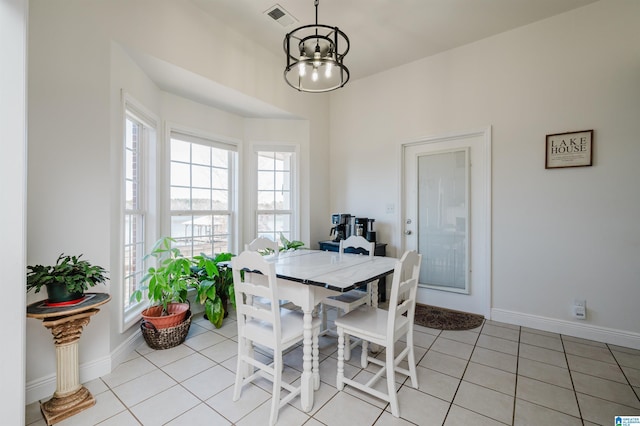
[
  {"x1": 141, "y1": 310, "x2": 191, "y2": 350},
  {"x1": 141, "y1": 302, "x2": 189, "y2": 329}
]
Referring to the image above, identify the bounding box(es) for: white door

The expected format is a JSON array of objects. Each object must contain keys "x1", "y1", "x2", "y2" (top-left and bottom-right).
[{"x1": 402, "y1": 129, "x2": 491, "y2": 317}]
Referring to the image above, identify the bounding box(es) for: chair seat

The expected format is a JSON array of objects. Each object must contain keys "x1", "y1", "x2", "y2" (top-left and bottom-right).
[
  {"x1": 335, "y1": 305, "x2": 409, "y2": 345},
  {"x1": 244, "y1": 308, "x2": 320, "y2": 350},
  {"x1": 323, "y1": 289, "x2": 368, "y2": 311}
]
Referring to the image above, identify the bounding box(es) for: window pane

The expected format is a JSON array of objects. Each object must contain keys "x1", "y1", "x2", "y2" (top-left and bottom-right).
[
  {"x1": 212, "y1": 189, "x2": 229, "y2": 210},
  {"x1": 258, "y1": 171, "x2": 274, "y2": 190},
  {"x1": 192, "y1": 164, "x2": 211, "y2": 188},
  {"x1": 211, "y1": 147, "x2": 228, "y2": 168},
  {"x1": 257, "y1": 152, "x2": 274, "y2": 169},
  {"x1": 192, "y1": 143, "x2": 210, "y2": 166},
  {"x1": 276, "y1": 214, "x2": 291, "y2": 232},
  {"x1": 192, "y1": 188, "x2": 211, "y2": 210},
  {"x1": 171, "y1": 139, "x2": 190, "y2": 162},
  {"x1": 418, "y1": 150, "x2": 468, "y2": 291},
  {"x1": 275, "y1": 190, "x2": 290, "y2": 210},
  {"x1": 125, "y1": 181, "x2": 134, "y2": 210},
  {"x1": 257, "y1": 214, "x2": 275, "y2": 232},
  {"x1": 171, "y1": 162, "x2": 190, "y2": 187},
  {"x1": 275, "y1": 171, "x2": 290, "y2": 191},
  {"x1": 171, "y1": 186, "x2": 191, "y2": 210},
  {"x1": 275, "y1": 152, "x2": 291, "y2": 171},
  {"x1": 258, "y1": 191, "x2": 274, "y2": 209},
  {"x1": 212, "y1": 167, "x2": 228, "y2": 190}
]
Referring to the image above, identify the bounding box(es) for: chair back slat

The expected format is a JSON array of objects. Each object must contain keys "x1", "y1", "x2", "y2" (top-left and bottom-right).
[
  {"x1": 232, "y1": 251, "x2": 281, "y2": 339},
  {"x1": 339, "y1": 235, "x2": 375, "y2": 257},
  {"x1": 386, "y1": 251, "x2": 422, "y2": 337}
]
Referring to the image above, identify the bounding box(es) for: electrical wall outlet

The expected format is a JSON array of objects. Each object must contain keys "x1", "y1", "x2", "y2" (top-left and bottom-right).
[
  {"x1": 573, "y1": 299, "x2": 587, "y2": 320},
  {"x1": 385, "y1": 203, "x2": 395, "y2": 214}
]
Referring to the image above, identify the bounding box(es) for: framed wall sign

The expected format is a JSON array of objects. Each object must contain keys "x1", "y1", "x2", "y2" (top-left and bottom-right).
[{"x1": 545, "y1": 130, "x2": 593, "y2": 169}]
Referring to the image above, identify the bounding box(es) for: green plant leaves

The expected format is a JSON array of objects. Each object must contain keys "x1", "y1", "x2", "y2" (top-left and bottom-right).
[{"x1": 26, "y1": 253, "x2": 108, "y2": 294}]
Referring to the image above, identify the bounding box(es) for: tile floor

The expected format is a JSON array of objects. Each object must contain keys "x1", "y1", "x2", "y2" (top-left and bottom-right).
[{"x1": 26, "y1": 308, "x2": 640, "y2": 426}]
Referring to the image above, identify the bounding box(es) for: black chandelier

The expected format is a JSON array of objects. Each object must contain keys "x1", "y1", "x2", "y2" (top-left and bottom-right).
[{"x1": 283, "y1": 0, "x2": 350, "y2": 93}]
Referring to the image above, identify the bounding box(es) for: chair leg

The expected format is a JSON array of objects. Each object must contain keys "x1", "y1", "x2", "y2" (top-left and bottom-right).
[
  {"x1": 344, "y1": 332, "x2": 352, "y2": 361},
  {"x1": 406, "y1": 331, "x2": 419, "y2": 389},
  {"x1": 361, "y1": 340, "x2": 369, "y2": 368},
  {"x1": 336, "y1": 328, "x2": 345, "y2": 390},
  {"x1": 233, "y1": 338, "x2": 245, "y2": 401},
  {"x1": 270, "y1": 355, "x2": 282, "y2": 426},
  {"x1": 386, "y1": 347, "x2": 400, "y2": 417}
]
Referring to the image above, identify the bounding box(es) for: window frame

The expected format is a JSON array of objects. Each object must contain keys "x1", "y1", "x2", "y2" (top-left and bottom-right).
[
  {"x1": 251, "y1": 144, "x2": 299, "y2": 245},
  {"x1": 166, "y1": 125, "x2": 240, "y2": 257},
  {"x1": 121, "y1": 93, "x2": 159, "y2": 332}
]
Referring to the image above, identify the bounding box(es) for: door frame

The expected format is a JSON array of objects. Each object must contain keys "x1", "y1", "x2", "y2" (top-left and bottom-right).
[{"x1": 399, "y1": 127, "x2": 492, "y2": 318}]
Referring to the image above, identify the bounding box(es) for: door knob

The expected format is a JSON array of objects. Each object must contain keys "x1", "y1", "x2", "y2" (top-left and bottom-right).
[{"x1": 404, "y1": 230, "x2": 412, "y2": 235}]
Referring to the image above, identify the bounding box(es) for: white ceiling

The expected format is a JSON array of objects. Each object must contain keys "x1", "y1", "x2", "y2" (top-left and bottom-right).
[
  {"x1": 129, "y1": 0, "x2": 597, "y2": 118},
  {"x1": 191, "y1": 0, "x2": 598, "y2": 81}
]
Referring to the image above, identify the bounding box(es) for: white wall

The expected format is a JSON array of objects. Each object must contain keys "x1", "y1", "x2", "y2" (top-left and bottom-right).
[
  {"x1": 1, "y1": 0, "x2": 27, "y2": 423},
  {"x1": 26, "y1": 0, "x2": 331, "y2": 403},
  {"x1": 329, "y1": 0, "x2": 640, "y2": 346}
]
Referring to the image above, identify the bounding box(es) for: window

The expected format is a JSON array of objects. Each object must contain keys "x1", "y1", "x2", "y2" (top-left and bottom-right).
[
  {"x1": 170, "y1": 132, "x2": 237, "y2": 257},
  {"x1": 123, "y1": 102, "x2": 156, "y2": 316},
  {"x1": 255, "y1": 148, "x2": 296, "y2": 244}
]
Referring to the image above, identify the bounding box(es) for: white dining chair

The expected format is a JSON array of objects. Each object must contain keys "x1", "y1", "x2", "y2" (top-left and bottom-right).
[
  {"x1": 232, "y1": 250, "x2": 319, "y2": 426},
  {"x1": 320, "y1": 235, "x2": 375, "y2": 360},
  {"x1": 245, "y1": 236, "x2": 279, "y2": 256},
  {"x1": 335, "y1": 250, "x2": 422, "y2": 418}
]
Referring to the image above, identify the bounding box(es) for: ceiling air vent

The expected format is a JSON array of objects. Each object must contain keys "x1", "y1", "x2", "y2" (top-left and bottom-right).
[{"x1": 265, "y1": 4, "x2": 297, "y2": 28}]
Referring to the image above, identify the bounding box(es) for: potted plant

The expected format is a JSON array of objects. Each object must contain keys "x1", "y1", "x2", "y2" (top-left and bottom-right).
[
  {"x1": 191, "y1": 252, "x2": 235, "y2": 329},
  {"x1": 27, "y1": 253, "x2": 109, "y2": 305},
  {"x1": 131, "y1": 237, "x2": 195, "y2": 329},
  {"x1": 279, "y1": 233, "x2": 305, "y2": 251}
]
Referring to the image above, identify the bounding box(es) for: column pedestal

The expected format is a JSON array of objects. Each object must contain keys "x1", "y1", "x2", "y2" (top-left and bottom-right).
[{"x1": 27, "y1": 293, "x2": 111, "y2": 425}]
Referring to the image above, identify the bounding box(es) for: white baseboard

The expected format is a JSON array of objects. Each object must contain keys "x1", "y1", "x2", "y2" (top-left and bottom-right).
[
  {"x1": 491, "y1": 308, "x2": 640, "y2": 350},
  {"x1": 25, "y1": 330, "x2": 144, "y2": 405}
]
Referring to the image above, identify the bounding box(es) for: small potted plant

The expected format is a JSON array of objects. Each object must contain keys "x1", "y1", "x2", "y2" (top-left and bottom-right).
[
  {"x1": 27, "y1": 253, "x2": 109, "y2": 305},
  {"x1": 191, "y1": 252, "x2": 235, "y2": 328},
  {"x1": 279, "y1": 233, "x2": 305, "y2": 251},
  {"x1": 131, "y1": 237, "x2": 194, "y2": 329}
]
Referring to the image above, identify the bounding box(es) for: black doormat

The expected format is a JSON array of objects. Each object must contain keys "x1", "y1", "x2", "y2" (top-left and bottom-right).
[{"x1": 413, "y1": 304, "x2": 484, "y2": 330}]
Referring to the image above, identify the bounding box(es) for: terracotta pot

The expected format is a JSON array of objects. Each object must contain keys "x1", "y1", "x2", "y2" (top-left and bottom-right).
[{"x1": 141, "y1": 302, "x2": 189, "y2": 329}]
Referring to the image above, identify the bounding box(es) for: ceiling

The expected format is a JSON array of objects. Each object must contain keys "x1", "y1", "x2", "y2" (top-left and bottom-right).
[
  {"x1": 129, "y1": 0, "x2": 597, "y2": 118},
  {"x1": 191, "y1": 0, "x2": 598, "y2": 81}
]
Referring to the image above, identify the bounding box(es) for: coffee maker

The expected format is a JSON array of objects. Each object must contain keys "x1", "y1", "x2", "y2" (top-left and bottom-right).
[
  {"x1": 354, "y1": 217, "x2": 377, "y2": 242},
  {"x1": 330, "y1": 213, "x2": 352, "y2": 242}
]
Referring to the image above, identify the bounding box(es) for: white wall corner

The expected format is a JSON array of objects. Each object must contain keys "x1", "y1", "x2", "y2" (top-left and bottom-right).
[{"x1": 491, "y1": 308, "x2": 640, "y2": 350}]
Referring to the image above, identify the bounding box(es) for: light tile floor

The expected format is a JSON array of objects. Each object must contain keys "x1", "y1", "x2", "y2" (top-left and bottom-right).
[{"x1": 26, "y1": 309, "x2": 640, "y2": 425}]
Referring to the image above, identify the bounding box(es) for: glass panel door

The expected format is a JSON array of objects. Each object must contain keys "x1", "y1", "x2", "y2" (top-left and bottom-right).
[{"x1": 417, "y1": 149, "x2": 469, "y2": 293}]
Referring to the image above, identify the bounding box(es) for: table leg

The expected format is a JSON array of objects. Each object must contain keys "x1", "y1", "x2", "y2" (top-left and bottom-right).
[{"x1": 300, "y1": 309, "x2": 314, "y2": 412}]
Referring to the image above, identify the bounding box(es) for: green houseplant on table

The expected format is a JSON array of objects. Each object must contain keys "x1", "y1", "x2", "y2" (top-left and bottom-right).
[{"x1": 27, "y1": 253, "x2": 109, "y2": 304}]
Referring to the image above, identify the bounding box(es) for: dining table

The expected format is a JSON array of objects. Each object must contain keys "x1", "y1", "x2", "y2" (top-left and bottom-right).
[{"x1": 240, "y1": 249, "x2": 398, "y2": 412}]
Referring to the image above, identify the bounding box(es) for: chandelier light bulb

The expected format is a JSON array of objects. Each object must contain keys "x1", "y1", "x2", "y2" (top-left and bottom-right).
[
  {"x1": 325, "y1": 61, "x2": 332, "y2": 78},
  {"x1": 298, "y1": 61, "x2": 306, "y2": 77},
  {"x1": 312, "y1": 67, "x2": 319, "y2": 82},
  {"x1": 313, "y1": 50, "x2": 321, "y2": 68}
]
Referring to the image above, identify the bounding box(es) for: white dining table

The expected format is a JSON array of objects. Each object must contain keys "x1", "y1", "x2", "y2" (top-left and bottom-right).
[{"x1": 244, "y1": 249, "x2": 398, "y2": 412}]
